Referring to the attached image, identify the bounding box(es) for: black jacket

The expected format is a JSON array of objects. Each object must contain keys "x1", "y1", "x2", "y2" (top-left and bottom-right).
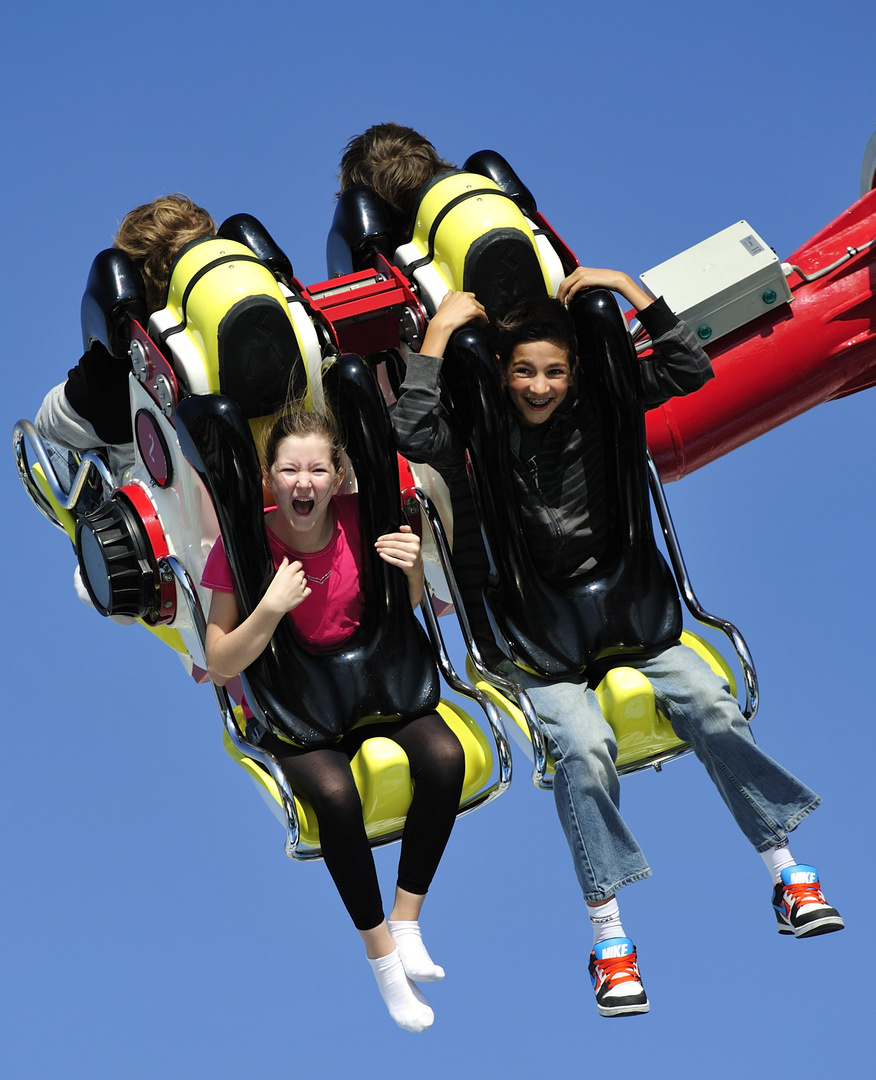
[{"x1": 392, "y1": 297, "x2": 713, "y2": 662}]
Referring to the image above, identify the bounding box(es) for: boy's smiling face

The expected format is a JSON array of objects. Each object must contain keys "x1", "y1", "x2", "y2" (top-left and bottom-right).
[{"x1": 503, "y1": 340, "x2": 574, "y2": 428}]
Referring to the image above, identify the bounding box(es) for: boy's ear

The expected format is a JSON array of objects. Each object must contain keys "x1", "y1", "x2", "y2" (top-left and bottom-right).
[{"x1": 261, "y1": 464, "x2": 273, "y2": 489}]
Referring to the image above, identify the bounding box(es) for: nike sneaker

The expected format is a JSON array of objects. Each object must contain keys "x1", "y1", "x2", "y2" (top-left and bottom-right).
[
  {"x1": 772, "y1": 864, "x2": 844, "y2": 938},
  {"x1": 588, "y1": 936, "x2": 649, "y2": 1017}
]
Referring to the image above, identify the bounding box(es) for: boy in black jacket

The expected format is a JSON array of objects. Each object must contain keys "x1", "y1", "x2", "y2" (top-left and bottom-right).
[{"x1": 393, "y1": 269, "x2": 844, "y2": 1018}]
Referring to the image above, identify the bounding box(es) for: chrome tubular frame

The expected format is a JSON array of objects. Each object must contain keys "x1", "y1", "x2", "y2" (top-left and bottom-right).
[
  {"x1": 412, "y1": 488, "x2": 551, "y2": 789},
  {"x1": 13, "y1": 420, "x2": 116, "y2": 528},
  {"x1": 160, "y1": 555, "x2": 304, "y2": 859},
  {"x1": 417, "y1": 575, "x2": 513, "y2": 803},
  {"x1": 647, "y1": 454, "x2": 759, "y2": 720}
]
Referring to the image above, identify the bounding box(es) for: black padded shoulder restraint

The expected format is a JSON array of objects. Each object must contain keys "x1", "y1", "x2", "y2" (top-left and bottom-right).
[
  {"x1": 176, "y1": 353, "x2": 440, "y2": 746},
  {"x1": 326, "y1": 186, "x2": 399, "y2": 277},
  {"x1": 441, "y1": 288, "x2": 682, "y2": 679},
  {"x1": 80, "y1": 248, "x2": 148, "y2": 358},
  {"x1": 218, "y1": 213, "x2": 295, "y2": 285}
]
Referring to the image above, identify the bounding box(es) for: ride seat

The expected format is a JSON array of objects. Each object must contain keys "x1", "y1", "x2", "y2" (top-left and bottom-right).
[
  {"x1": 468, "y1": 631, "x2": 735, "y2": 780},
  {"x1": 176, "y1": 354, "x2": 509, "y2": 857},
  {"x1": 395, "y1": 171, "x2": 556, "y2": 320},
  {"x1": 224, "y1": 701, "x2": 495, "y2": 857},
  {"x1": 325, "y1": 159, "x2": 568, "y2": 323},
  {"x1": 176, "y1": 351, "x2": 442, "y2": 748},
  {"x1": 148, "y1": 236, "x2": 310, "y2": 418},
  {"x1": 438, "y1": 288, "x2": 682, "y2": 679}
]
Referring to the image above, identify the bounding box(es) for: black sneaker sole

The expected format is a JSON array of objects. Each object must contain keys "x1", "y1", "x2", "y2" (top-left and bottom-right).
[
  {"x1": 597, "y1": 1000, "x2": 651, "y2": 1017},
  {"x1": 793, "y1": 914, "x2": 845, "y2": 938},
  {"x1": 776, "y1": 913, "x2": 845, "y2": 937},
  {"x1": 596, "y1": 992, "x2": 650, "y2": 1017}
]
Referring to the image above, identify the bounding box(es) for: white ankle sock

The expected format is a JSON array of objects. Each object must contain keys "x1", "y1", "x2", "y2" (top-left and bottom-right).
[
  {"x1": 761, "y1": 841, "x2": 797, "y2": 885},
  {"x1": 588, "y1": 897, "x2": 625, "y2": 945},
  {"x1": 388, "y1": 920, "x2": 445, "y2": 981},
  {"x1": 367, "y1": 950, "x2": 434, "y2": 1032}
]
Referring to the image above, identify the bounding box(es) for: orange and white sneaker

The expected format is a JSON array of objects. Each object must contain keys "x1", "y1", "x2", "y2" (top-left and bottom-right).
[
  {"x1": 772, "y1": 865, "x2": 845, "y2": 938},
  {"x1": 588, "y1": 937, "x2": 650, "y2": 1017}
]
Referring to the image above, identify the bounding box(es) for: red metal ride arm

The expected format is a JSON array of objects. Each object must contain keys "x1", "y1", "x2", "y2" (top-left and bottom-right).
[{"x1": 646, "y1": 188, "x2": 876, "y2": 481}]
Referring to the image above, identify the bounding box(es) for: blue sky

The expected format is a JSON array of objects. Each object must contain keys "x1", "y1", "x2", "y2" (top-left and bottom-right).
[{"x1": 3, "y1": 2, "x2": 874, "y2": 1077}]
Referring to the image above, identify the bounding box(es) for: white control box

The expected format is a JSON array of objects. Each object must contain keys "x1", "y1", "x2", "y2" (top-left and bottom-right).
[{"x1": 639, "y1": 221, "x2": 792, "y2": 344}]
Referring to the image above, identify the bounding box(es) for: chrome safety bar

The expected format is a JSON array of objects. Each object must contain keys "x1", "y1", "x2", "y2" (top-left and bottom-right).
[
  {"x1": 417, "y1": 572, "x2": 513, "y2": 803},
  {"x1": 13, "y1": 420, "x2": 116, "y2": 529},
  {"x1": 647, "y1": 455, "x2": 759, "y2": 720}
]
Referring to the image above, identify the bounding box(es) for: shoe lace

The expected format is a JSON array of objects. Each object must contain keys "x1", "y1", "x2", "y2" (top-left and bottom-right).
[
  {"x1": 595, "y1": 952, "x2": 641, "y2": 989},
  {"x1": 784, "y1": 881, "x2": 827, "y2": 909}
]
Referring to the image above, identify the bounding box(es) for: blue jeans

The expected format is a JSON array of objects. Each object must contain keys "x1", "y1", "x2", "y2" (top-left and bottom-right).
[{"x1": 498, "y1": 643, "x2": 820, "y2": 902}]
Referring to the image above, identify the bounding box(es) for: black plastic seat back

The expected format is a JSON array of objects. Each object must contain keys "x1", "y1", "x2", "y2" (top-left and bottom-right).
[
  {"x1": 442, "y1": 288, "x2": 681, "y2": 678},
  {"x1": 176, "y1": 354, "x2": 440, "y2": 746},
  {"x1": 326, "y1": 186, "x2": 398, "y2": 277},
  {"x1": 462, "y1": 150, "x2": 539, "y2": 216},
  {"x1": 218, "y1": 214, "x2": 295, "y2": 285},
  {"x1": 80, "y1": 249, "x2": 148, "y2": 358}
]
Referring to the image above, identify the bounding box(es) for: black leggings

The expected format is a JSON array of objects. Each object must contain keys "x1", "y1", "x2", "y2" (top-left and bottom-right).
[{"x1": 260, "y1": 712, "x2": 465, "y2": 931}]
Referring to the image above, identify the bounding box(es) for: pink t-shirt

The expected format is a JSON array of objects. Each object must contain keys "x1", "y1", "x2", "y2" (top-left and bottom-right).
[{"x1": 201, "y1": 493, "x2": 365, "y2": 654}]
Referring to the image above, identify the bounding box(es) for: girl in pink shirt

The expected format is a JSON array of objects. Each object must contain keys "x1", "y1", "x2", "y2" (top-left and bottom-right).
[{"x1": 203, "y1": 405, "x2": 463, "y2": 1034}]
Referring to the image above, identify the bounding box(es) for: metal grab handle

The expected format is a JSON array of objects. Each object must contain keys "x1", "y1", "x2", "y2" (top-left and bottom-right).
[
  {"x1": 410, "y1": 486, "x2": 513, "y2": 796},
  {"x1": 647, "y1": 455, "x2": 759, "y2": 720},
  {"x1": 418, "y1": 576, "x2": 512, "y2": 801},
  {"x1": 412, "y1": 487, "x2": 550, "y2": 788}
]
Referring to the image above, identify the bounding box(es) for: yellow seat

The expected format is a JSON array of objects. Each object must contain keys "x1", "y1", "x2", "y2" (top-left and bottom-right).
[
  {"x1": 223, "y1": 700, "x2": 495, "y2": 858},
  {"x1": 395, "y1": 172, "x2": 561, "y2": 317},
  {"x1": 467, "y1": 631, "x2": 736, "y2": 778}
]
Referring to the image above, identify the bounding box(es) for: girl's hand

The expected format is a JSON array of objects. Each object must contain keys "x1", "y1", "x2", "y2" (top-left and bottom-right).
[
  {"x1": 375, "y1": 525, "x2": 422, "y2": 577},
  {"x1": 205, "y1": 558, "x2": 310, "y2": 685},
  {"x1": 262, "y1": 556, "x2": 311, "y2": 615},
  {"x1": 376, "y1": 525, "x2": 425, "y2": 607},
  {"x1": 420, "y1": 291, "x2": 488, "y2": 358}
]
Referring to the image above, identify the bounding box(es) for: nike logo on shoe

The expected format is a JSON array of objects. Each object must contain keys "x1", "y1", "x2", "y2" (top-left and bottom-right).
[
  {"x1": 598, "y1": 943, "x2": 631, "y2": 959},
  {"x1": 787, "y1": 870, "x2": 817, "y2": 884}
]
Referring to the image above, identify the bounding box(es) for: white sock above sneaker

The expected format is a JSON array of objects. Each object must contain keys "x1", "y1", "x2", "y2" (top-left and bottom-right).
[
  {"x1": 367, "y1": 949, "x2": 434, "y2": 1032},
  {"x1": 388, "y1": 920, "x2": 445, "y2": 981},
  {"x1": 588, "y1": 897, "x2": 625, "y2": 945},
  {"x1": 761, "y1": 840, "x2": 798, "y2": 885}
]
